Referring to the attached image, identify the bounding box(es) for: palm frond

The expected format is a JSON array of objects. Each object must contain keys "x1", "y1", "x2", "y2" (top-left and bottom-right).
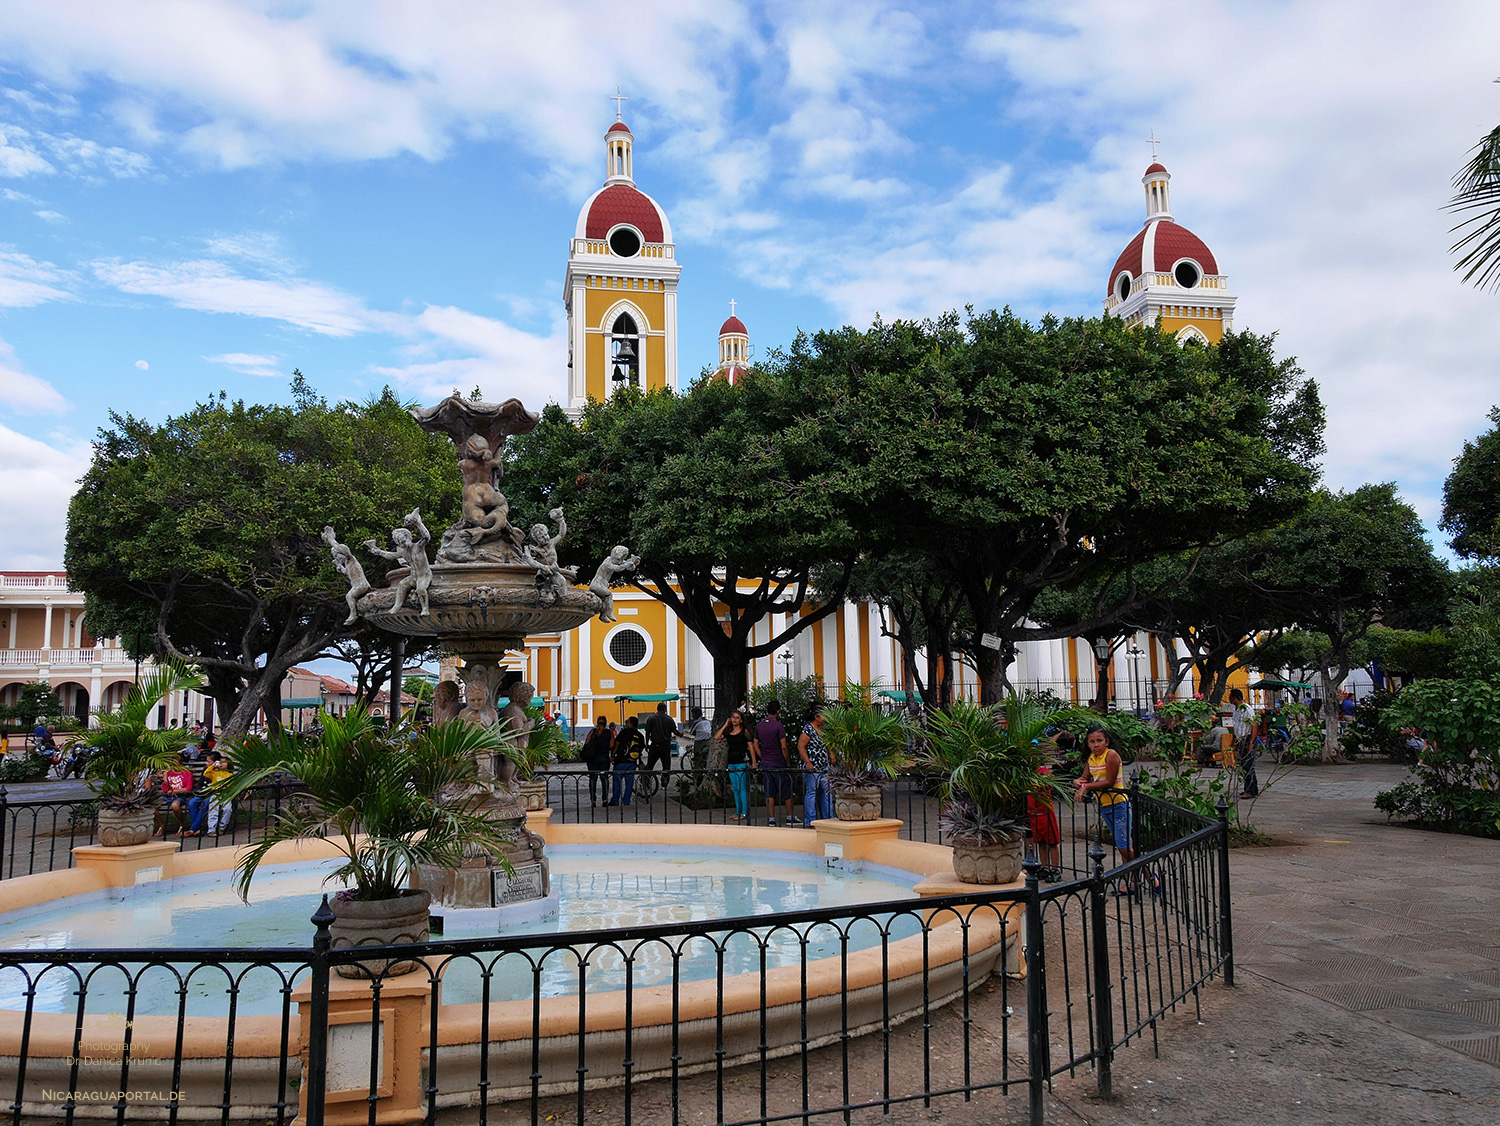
[
  {"x1": 223, "y1": 706, "x2": 515, "y2": 902},
  {"x1": 1450, "y1": 124, "x2": 1500, "y2": 290}
]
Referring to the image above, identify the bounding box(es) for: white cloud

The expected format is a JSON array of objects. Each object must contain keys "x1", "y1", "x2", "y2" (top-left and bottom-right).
[
  {"x1": 0, "y1": 247, "x2": 71, "y2": 306},
  {"x1": 372, "y1": 305, "x2": 567, "y2": 406},
  {"x1": 0, "y1": 422, "x2": 88, "y2": 567},
  {"x1": 0, "y1": 336, "x2": 65, "y2": 411},
  {"x1": 205, "y1": 351, "x2": 281, "y2": 379},
  {"x1": 133, "y1": 359, "x2": 147, "y2": 370},
  {"x1": 33, "y1": 208, "x2": 63, "y2": 223},
  {"x1": 94, "y1": 257, "x2": 380, "y2": 336},
  {"x1": 0, "y1": 124, "x2": 51, "y2": 176},
  {"x1": 0, "y1": 1, "x2": 745, "y2": 180}
]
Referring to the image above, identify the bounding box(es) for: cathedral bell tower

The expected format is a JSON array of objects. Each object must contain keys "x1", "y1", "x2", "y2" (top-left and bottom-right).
[
  {"x1": 1103, "y1": 157, "x2": 1236, "y2": 345},
  {"x1": 564, "y1": 105, "x2": 681, "y2": 413}
]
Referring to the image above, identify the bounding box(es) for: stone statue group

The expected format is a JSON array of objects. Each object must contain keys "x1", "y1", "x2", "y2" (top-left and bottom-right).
[{"x1": 322, "y1": 510, "x2": 639, "y2": 626}]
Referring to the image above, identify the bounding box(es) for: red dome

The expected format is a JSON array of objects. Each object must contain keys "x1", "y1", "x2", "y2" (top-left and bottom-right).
[
  {"x1": 719, "y1": 315, "x2": 747, "y2": 335},
  {"x1": 585, "y1": 183, "x2": 664, "y2": 242},
  {"x1": 1144, "y1": 162, "x2": 1167, "y2": 175},
  {"x1": 1106, "y1": 220, "x2": 1217, "y2": 294},
  {"x1": 607, "y1": 121, "x2": 632, "y2": 135}
]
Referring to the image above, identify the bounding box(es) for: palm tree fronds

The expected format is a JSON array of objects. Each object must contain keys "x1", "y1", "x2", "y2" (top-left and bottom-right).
[{"x1": 1449, "y1": 124, "x2": 1500, "y2": 290}]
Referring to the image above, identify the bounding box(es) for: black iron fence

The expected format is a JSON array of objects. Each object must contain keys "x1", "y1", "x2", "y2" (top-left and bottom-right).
[
  {"x1": 0, "y1": 782, "x2": 297, "y2": 879},
  {"x1": 0, "y1": 774, "x2": 1232, "y2": 1125}
]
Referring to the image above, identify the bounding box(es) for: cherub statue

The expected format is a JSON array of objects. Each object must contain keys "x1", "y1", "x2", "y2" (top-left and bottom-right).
[
  {"x1": 522, "y1": 507, "x2": 572, "y2": 598},
  {"x1": 457, "y1": 433, "x2": 522, "y2": 548},
  {"x1": 364, "y1": 509, "x2": 433, "y2": 615},
  {"x1": 322, "y1": 526, "x2": 371, "y2": 625},
  {"x1": 590, "y1": 545, "x2": 640, "y2": 623},
  {"x1": 432, "y1": 679, "x2": 462, "y2": 725},
  {"x1": 457, "y1": 662, "x2": 500, "y2": 733}
]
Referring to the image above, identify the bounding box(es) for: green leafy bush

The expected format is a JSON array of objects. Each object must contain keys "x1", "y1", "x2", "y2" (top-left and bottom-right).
[
  {"x1": 1137, "y1": 768, "x2": 1233, "y2": 820},
  {"x1": 1339, "y1": 689, "x2": 1414, "y2": 761},
  {"x1": 1378, "y1": 679, "x2": 1500, "y2": 838},
  {"x1": 0, "y1": 750, "x2": 51, "y2": 782},
  {"x1": 748, "y1": 676, "x2": 828, "y2": 730}
]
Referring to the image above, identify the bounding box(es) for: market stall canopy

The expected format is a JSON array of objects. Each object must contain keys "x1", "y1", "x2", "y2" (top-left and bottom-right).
[
  {"x1": 612, "y1": 693, "x2": 680, "y2": 703},
  {"x1": 1248, "y1": 679, "x2": 1313, "y2": 691},
  {"x1": 876, "y1": 689, "x2": 908, "y2": 703}
]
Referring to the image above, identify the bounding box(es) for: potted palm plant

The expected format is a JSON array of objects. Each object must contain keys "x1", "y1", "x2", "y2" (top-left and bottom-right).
[
  {"x1": 83, "y1": 663, "x2": 205, "y2": 847},
  {"x1": 820, "y1": 686, "x2": 910, "y2": 820},
  {"x1": 921, "y1": 698, "x2": 1067, "y2": 884},
  {"x1": 513, "y1": 706, "x2": 567, "y2": 811},
  {"x1": 220, "y1": 708, "x2": 516, "y2": 978}
]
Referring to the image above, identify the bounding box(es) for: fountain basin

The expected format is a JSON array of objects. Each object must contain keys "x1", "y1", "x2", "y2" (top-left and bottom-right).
[{"x1": 0, "y1": 824, "x2": 1023, "y2": 1120}]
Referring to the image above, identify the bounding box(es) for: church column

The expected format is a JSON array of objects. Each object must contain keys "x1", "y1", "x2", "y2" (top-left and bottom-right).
[
  {"x1": 665, "y1": 608, "x2": 680, "y2": 709},
  {"x1": 577, "y1": 618, "x2": 593, "y2": 721},
  {"x1": 664, "y1": 285, "x2": 678, "y2": 389},
  {"x1": 842, "y1": 601, "x2": 862, "y2": 691},
  {"x1": 821, "y1": 615, "x2": 839, "y2": 694}
]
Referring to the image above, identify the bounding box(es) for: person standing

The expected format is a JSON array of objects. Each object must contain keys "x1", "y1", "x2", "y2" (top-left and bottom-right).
[
  {"x1": 580, "y1": 716, "x2": 614, "y2": 806},
  {"x1": 1073, "y1": 726, "x2": 1134, "y2": 877},
  {"x1": 716, "y1": 711, "x2": 759, "y2": 821},
  {"x1": 797, "y1": 702, "x2": 832, "y2": 824},
  {"x1": 685, "y1": 706, "x2": 713, "y2": 771},
  {"x1": 644, "y1": 702, "x2": 677, "y2": 775},
  {"x1": 609, "y1": 715, "x2": 645, "y2": 806},
  {"x1": 1230, "y1": 688, "x2": 1258, "y2": 798},
  {"x1": 754, "y1": 700, "x2": 795, "y2": 826}
]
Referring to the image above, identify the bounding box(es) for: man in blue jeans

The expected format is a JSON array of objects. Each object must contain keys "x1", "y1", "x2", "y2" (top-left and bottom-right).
[
  {"x1": 754, "y1": 700, "x2": 796, "y2": 825},
  {"x1": 797, "y1": 702, "x2": 832, "y2": 823},
  {"x1": 609, "y1": 715, "x2": 645, "y2": 806}
]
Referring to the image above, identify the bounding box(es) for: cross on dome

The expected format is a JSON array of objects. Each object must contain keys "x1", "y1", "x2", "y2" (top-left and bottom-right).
[
  {"x1": 611, "y1": 87, "x2": 627, "y2": 122},
  {"x1": 1148, "y1": 129, "x2": 1161, "y2": 162},
  {"x1": 728, "y1": 298, "x2": 736, "y2": 317}
]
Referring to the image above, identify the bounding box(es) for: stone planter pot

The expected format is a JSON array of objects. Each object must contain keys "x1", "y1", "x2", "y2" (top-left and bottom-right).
[
  {"x1": 96, "y1": 806, "x2": 154, "y2": 847},
  {"x1": 518, "y1": 779, "x2": 550, "y2": 812},
  {"x1": 328, "y1": 889, "x2": 432, "y2": 979},
  {"x1": 951, "y1": 837, "x2": 1025, "y2": 885},
  {"x1": 832, "y1": 784, "x2": 883, "y2": 822}
]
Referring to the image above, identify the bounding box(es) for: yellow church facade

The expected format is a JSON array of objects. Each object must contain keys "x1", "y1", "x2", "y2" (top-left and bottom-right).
[{"x1": 506, "y1": 120, "x2": 1247, "y2": 724}]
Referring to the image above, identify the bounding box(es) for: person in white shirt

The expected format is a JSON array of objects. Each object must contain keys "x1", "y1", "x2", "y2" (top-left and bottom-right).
[{"x1": 1229, "y1": 688, "x2": 1258, "y2": 797}]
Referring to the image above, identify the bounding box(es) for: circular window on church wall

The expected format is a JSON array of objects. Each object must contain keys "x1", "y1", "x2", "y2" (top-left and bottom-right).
[
  {"x1": 604, "y1": 624, "x2": 653, "y2": 673},
  {"x1": 1116, "y1": 273, "x2": 1132, "y2": 302},
  {"x1": 1173, "y1": 260, "x2": 1201, "y2": 288},
  {"x1": 609, "y1": 226, "x2": 642, "y2": 257}
]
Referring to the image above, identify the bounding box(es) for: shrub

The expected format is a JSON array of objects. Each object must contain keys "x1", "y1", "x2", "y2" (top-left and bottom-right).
[
  {"x1": 0, "y1": 750, "x2": 51, "y2": 783},
  {"x1": 1339, "y1": 689, "x2": 1415, "y2": 761},
  {"x1": 1377, "y1": 679, "x2": 1500, "y2": 839}
]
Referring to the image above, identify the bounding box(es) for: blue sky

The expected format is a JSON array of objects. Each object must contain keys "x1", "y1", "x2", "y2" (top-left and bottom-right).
[{"x1": 1, "y1": 1, "x2": 1499, "y2": 569}]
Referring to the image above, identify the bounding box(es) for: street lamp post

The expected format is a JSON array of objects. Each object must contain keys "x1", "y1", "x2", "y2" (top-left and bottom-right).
[
  {"x1": 777, "y1": 648, "x2": 794, "y2": 681},
  {"x1": 1126, "y1": 644, "x2": 1145, "y2": 716},
  {"x1": 1092, "y1": 638, "x2": 1112, "y2": 711}
]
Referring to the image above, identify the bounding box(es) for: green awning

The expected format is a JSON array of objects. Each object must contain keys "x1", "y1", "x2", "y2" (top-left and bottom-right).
[
  {"x1": 1248, "y1": 679, "x2": 1313, "y2": 691},
  {"x1": 496, "y1": 696, "x2": 547, "y2": 708},
  {"x1": 612, "y1": 693, "x2": 680, "y2": 703},
  {"x1": 281, "y1": 697, "x2": 324, "y2": 708},
  {"x1": 876, "y1": 689, "x2": 908, "y2": 702}
]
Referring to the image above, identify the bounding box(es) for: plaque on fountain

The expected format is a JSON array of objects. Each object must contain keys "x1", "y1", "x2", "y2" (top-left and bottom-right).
[{"x1": 495, "y1": 862, "x2": 546, "y2": 905}]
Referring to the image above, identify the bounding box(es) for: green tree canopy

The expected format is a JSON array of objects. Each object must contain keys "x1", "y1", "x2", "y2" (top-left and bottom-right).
[
  {"x1": 1441, "y1": 405, "x2": 1500, "y2": 560},
  {"x1": 1246, "y1": 484, "x2": 1450, "y2": 759},
  {"x1": 503, "y1": 360, "x2": 872, "y2": 718},
  {"x1": 66, "y1": 380, "x2": 458, "y2": 735},
  {"x1": 846, "y1": 311, "x2": 1324, "y2": 702}
]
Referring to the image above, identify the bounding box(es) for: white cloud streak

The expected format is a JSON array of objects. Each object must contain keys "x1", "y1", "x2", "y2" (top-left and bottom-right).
[
  {"x1": 204, "y1": 351, "x2": 282, "y2": 378},
  {"x1": 0, "y1": 422, "x2": 88, "y2": 568},
  {"x1": 0, "y1": 336, "x2": 65, "y2": 411},
  {"x1": 93, "y1": 257, "x2": 381, "y2": 336}
]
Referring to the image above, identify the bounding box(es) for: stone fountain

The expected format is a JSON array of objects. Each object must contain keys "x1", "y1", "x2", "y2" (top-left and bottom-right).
[{"x1": 324, "y1": 394, "x2": 634, "y2": 929}]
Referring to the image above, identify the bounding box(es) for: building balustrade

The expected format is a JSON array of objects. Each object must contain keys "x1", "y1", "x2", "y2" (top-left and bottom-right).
[{"x1": 0, "y1": 648, "x2": 134, "y2": 668}]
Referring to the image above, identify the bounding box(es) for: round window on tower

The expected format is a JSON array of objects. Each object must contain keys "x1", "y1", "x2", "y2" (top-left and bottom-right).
[
  {"x1": 604, "y1": 624, "x2": 653, "y2": 673},
  {"x1": 1116, "y1": 273, "x2": 1132, "y2": 302},
  {"x1": 608, "y1": 226, "x2": 642, "y2": 257},
  {"x1": 1173, "y1": 260, "x2": 1201, "y2": 289}
]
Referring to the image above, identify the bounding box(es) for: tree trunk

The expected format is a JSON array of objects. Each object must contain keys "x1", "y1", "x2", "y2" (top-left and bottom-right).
[
  {"x1": 710, "y1": 654, "x2": 750, "y2": 729},
  {"x1": 1318, "y1": 668, "x2": 1346, "y2": 763}
]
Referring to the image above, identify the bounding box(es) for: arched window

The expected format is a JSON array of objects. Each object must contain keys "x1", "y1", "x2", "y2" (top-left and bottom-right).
[{"x1": 610, "y1": 313, "x2": 640, "y2": 387}]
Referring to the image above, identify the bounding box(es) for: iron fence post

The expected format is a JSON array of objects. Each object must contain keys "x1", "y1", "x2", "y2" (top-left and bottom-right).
[
  {"x1": 1022, "y1": 854, "x2": 1048, "y2": 1126},
  {"x1": 304, "y1": 894, "x2": 335, "y2": 1126},
  {"x1": 1129, "y1": 768, "x2": 1143, "y2": 852},
  {"x1": 1087, "y1": 843, "x2": 1114, "y2": 1100},
  {"x1": 0, "y1": 784, "x2": 8, "y2": 880},
  {"x1": 1215, "y1": 797, "x2": 1235, "y2": 987}
]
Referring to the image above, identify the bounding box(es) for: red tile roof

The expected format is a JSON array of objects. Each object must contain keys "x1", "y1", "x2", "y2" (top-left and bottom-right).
[{"x1": 585, "y1": 183, "x2": 664, "y2": 241}]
